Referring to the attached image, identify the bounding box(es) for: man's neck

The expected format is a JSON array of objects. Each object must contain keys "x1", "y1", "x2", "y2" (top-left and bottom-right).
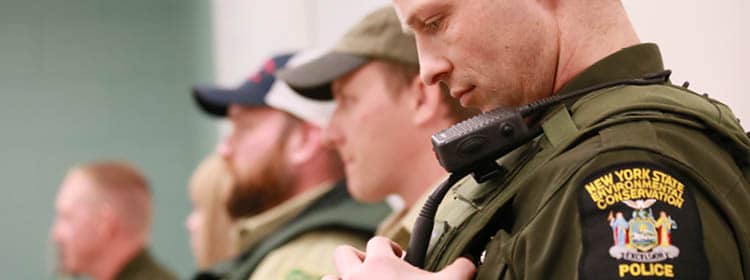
[
  {"x1": 398, "y1": 140, "x2": 448, "y2": 208},
  {"x1": 89, "y1": 241, "x2": 142, "y2": 280},
  {"x1": 289, "y1": 173, "x2": 338, "y2": 198},
  {"x1": 287, "y1": 151, "x2": 344, "y2": 198},
  {"x1": 552, "y1": 1, "x2": 640, "y2": 93}
]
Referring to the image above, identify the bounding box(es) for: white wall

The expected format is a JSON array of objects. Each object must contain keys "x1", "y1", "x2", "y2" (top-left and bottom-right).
[
  {"x1": 212, "y1": 0, "x2": 749, "y2": 124},
  {"x1": 624, "y1": 0, "x2": 750, "y2": 123},
  {"x1": 211, "y1": 0, "x2": 389, "y2": 87}
]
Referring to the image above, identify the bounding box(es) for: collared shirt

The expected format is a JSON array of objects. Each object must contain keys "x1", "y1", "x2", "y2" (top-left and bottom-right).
[
  {"x1": 376, "y1": 175, "x2": 476, "y2": 249},
  {"x1": 426, "y1": 43, "x2": 748, "y2": 279},
  {"x1": 232, "y1": 183, "x2": 333, "y2": 252},
  {"x1": 115, "y1": 248, "x2": 176, "y2": 280},
  {"x1": 232, "y1": 182, "x2": 372, "y2": 280},
  {"x1": 193, "y1": 181, "x2": 388, "y2": 280},
  {"x1": 556, "y1": 43, "x2": 664, "y2": 96},
  {"x1": 377, "y1": 191, "x2": 428, "y2": 249}
]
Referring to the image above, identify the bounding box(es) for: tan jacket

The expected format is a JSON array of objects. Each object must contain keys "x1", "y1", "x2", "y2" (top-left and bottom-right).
[{"x1": 234, "y1": 185, "x2": 369, "y2": 280}]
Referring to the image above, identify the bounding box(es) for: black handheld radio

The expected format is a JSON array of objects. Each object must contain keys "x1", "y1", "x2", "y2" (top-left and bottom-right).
[{"x1": 404, "y1": 70, "x2": 673, "y2": 268}]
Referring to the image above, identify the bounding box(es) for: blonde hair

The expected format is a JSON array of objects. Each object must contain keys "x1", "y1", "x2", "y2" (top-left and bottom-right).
[{"x1": 189, "y1": 154, "x2": 236, "y2": 268}]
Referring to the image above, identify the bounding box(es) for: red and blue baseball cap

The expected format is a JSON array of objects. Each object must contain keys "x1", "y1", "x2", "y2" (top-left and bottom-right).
[{"x1": 192, "y1": 51, "x2": 335, "y2": 126}]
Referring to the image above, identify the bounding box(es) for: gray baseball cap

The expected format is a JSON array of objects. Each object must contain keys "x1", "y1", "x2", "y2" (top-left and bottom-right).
[{"x1": 278, "y1": 6, "x2": 418, "y2": 100}]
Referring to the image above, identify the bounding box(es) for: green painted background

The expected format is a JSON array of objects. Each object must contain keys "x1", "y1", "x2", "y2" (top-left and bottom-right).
[{"x1": 0, "y1": 0, "x2": 216, "y2": 278}]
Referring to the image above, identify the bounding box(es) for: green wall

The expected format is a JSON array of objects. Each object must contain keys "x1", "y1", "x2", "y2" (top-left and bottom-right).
[{"x1": 0, "y1": 0, "x2": 215, "y2": 278}]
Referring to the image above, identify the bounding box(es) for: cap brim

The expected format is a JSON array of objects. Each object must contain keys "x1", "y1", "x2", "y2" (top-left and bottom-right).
[
  {"x1": 191, "y1": 84, "x2": 266, "y2": 117},
  {"x1": 278, "y1": 52, "x2": 368, "y2": 100}
]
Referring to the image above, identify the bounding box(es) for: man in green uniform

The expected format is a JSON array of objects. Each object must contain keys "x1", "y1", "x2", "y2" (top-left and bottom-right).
[
  {"x1": 279, "y1": 6, "x2": 476, "y2": 249},
  {"x1": 191, "y1": 51, "x2": 389, "y2": 280},
  {"x1": 327, "y1": 0, "x2": 750, "y2": 279},
  {"x1": 51, "y1": 161, "x2": 176, "y2": 280}
]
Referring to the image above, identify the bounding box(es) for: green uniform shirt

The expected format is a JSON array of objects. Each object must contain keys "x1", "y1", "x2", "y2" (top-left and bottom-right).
[
  {"x1": 426, "y1": 43, "x2": 750, "y2": 280},
  {"x1": 115, "y1": 249, "x2": 176, "y2": 280}
]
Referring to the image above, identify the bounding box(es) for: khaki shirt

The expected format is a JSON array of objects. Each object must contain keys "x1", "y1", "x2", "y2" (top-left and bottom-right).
[
  {"x1": 233, "y1": 185, "x2": 332, "y2": 251},
  {"x1": 249, "y1": 229, "x2": 369, "y2": 280},
  {"x1": 232, "y1": 184, "x2": 370, "y2": 280},
  {"x1": 115, "y1": 249, "x2": 176, "y2": 280},
  {"x1": 376, "y1": 178, "x2": 447, "y2": 249}
]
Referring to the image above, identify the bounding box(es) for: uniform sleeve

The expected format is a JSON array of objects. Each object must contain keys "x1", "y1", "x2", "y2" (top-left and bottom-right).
[
  {"x1": 498, "y1": 143, "x2": 748, "y2": 280},
  {"x1": 466, "y1": 112, "x2": 750, "y2": 280},
  {"x1": 247, "y1": 229, "x2": 368, "y2": 280}
]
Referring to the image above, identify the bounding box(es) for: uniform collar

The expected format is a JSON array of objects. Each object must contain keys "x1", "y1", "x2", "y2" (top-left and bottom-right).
[
  {"x1": 375, "y1": 176, "x2": 447, "y2": 249},
  {"x1": 115, "y1": 249, "x2": 154, "y2": 280},
  {"x1": 556, "y1": 43, "x2": 665, "y2": 97},
  {"x1": 232, "y1": 182, "x2": 334, "y2": 251}
]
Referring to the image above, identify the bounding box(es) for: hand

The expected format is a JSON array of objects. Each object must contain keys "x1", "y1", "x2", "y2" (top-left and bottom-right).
[{"x1": 322, "y1": 236, "x2": 476, "y2": 280}]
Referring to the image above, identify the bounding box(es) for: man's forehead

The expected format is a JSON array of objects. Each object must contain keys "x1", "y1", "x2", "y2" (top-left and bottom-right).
[
  {"x1": 392, "y1": 0, "x2": 443, "y2": 31},
  {"x1": 392, "y1": 2, "x2": 412, "y2": 32},
  {"x1": 331, "y1": 61, "x2": 385, "y2": 98},
  {"x1": 57, "y1": 173, "x2": 94, "y2": 206}
]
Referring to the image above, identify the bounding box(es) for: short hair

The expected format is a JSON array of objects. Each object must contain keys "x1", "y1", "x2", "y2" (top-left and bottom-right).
[{"x1": 71, "y1": 160, "x2": 152, "y2": 238}]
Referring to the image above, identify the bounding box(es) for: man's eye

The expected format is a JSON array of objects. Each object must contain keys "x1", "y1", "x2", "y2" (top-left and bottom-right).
[
  {"x1": 239, "y1": 122, "x2": 256, "y2": 130},
  {"x1": 424, "y1": 16, "x2": 443, "y2": 33},
  {"x1": 341, "y1": 93, "x2": 357, "y2": 105}
]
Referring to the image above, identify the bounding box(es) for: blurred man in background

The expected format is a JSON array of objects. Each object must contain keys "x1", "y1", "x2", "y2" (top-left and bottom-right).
[
  {"x1": 191, "y1": 51, "x2": 389, "y2": 280},
  {"x1": 280, "y1": 6, "x2": 476, "y2": 249},
  {"x1": 51, "y1": 160, "x2": 176, "y2": 280},
  {"x1": 186, "y1": 154, "x2": 237, "y2": 270}
]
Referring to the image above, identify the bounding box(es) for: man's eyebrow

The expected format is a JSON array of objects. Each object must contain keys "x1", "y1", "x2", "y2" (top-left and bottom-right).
[
  {"x1": 394, "y1": 5, "x2": 416, "y2": 31},
  {"x1": 331, "y1": 82, "x2": 348, "y2": 100},
  {"x1": 404, "y1": 14, "x2": 422, "y2": 30},
  {"x1": 401, "y1": 1, "x2": 448, "y2": 33}
]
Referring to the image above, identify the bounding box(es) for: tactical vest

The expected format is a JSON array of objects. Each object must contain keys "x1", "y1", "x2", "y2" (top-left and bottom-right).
[
  {"x1": 424, "y1": 83, "x2": 750, "y2": 279},
  {"x1": 194, "y1": 182, "x2": 390, "y2": 280}
]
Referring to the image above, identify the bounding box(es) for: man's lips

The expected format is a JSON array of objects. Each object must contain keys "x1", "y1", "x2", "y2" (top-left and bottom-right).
[
  {"x1": 450, "y1": 86, "x2": 476, "y2": 104},
  {"x1": 450, "y1": 86, "x2": 476, "y2": 100}
]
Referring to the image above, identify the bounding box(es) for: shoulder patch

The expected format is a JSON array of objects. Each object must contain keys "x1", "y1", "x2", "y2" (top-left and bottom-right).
[{"x1": 577, "y1": 163, "x2": 708, "y2": 279}]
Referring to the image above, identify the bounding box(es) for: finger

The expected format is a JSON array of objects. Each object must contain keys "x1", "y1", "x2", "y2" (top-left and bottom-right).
[
  {"x1": 438, "y1": 257, "x2": 476, "y2": 280},
  {"x1": 333, "y1": 245, "x2": 365, "y2": 275},
  {"x1": 365, "y1": 236, "x2": 401, "y2": 258}
]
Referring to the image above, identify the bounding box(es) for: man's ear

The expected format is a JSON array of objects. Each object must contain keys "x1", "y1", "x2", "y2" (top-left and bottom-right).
[
  {"x1": 97, "y1": 203, "x2": 119, "y2": 239},
  {"x1": 284, "y1": 122, "x2": 324, "y2": 167},
  {"x1": 412, "y1": 77, "x2": 443, "y2": 126}
]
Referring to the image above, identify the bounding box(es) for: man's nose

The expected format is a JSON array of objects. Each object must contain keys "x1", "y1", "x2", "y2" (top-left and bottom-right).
[{"x1": 417, "y1": 42, "x2": 452, "y2": 86}]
